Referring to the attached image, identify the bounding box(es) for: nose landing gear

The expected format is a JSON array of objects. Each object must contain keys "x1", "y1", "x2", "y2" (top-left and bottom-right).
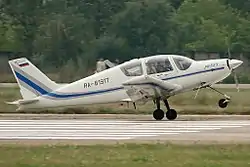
[{"x1": 208, "y1": 86, "x2": 231, "y2": 108}]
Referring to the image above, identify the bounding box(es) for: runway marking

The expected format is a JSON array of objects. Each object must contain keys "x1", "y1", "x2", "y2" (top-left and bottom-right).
[
  {"x1": 0, "y1": 127, "x2": 223, "y2": 130},
  {"x1": 0, "y1": 137, "x2": 133, "y2": 140},
  {"x1": 0, "y1": 120, "x2": 248, "y2": 140},
  {"x1": 0, "y1": 122, "x2": 246, "y2": 125},
  {"x1": 0, "y1": 130, "x2": 200, "y2": 133}
]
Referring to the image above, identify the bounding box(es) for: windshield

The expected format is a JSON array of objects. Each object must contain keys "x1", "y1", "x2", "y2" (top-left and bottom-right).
[
  {"x1": 146, "y1": 57, "x2": 173, "y2": 74},
  {"x1": 173, "y1": 56, "x2": 193, "y2": 70}
]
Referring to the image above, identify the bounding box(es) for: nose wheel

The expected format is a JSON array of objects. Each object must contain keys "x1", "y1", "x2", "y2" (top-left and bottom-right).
[
  {"x1": 208, "y1": 86, "x2": 231, "y2": 108},
  {"x1": 152, "y1": 98, "x2": 178, "y2": 120},
  {"x1": 218, "y1": 98, "x2": 229, "y2": 108}
]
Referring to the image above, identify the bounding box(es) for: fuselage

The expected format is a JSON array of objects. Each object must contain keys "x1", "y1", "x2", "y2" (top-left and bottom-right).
[{"x1": 17, "y1": 54, "x2": 240, "y2": 111}]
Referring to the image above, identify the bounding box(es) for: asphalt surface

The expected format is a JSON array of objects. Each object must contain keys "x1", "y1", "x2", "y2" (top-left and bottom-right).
[
  {"x1": 0, "y1": 114, "x2": 249, "y2": 145},
  {"x1": 1, "y1": 114, "x2": 250, "y2": 120}
]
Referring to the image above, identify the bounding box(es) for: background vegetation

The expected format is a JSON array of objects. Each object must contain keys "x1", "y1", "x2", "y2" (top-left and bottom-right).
[{"x1": 0, "y1": 0, "x2": 250, "y2": 82}]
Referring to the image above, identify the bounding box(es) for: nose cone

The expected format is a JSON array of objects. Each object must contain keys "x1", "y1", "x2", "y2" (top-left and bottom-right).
[{"x1": 229, "y1": 59, "x2": 243, "y2": 69}]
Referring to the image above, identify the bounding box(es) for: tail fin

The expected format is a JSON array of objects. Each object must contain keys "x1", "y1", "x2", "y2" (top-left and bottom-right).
[{"x1": 8, "y1": 57, "x2": 60, "y2": 99}]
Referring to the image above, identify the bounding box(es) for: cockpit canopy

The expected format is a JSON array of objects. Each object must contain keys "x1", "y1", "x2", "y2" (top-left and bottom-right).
[
  {"x1": 145, "y1": 57, "x2": 173, "y2": 74},
  {"x1": 120, "y1": 55, "x2": 194, "y2": 77}
]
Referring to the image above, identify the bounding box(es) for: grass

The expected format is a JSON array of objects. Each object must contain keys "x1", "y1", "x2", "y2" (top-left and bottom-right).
[
  {"x1": 1, "y1": 87, "x2": 250, "y2": 114},
  {"x1": 0, "y1": 143, "x2": 250, "y2": 167}
]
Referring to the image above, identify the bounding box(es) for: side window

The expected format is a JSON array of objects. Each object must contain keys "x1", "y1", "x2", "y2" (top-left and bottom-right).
[
  {"x1": 173, "y1": 57, "x2": 192, "y2": 70},
  {"x1": 121, "y1": 62, "x2": 143, "y2": 76},
  {"x1": 146, "y1": 58, "x2": 173, "y2": 74}
]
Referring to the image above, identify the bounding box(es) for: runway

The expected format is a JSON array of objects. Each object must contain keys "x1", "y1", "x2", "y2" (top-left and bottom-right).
[{"x1": 0, "y1": 119, "x2": 250, "y2": 144}]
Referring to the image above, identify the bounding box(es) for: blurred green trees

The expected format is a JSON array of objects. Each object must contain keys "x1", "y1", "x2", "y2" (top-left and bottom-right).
[{"x1": 0, "y1": 0, "x2": 249, "y2": 72}]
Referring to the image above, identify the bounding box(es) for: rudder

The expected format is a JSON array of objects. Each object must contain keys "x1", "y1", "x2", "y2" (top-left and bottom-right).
[{"x1": 8, "y1": 57, "x2": 60, "y2": 99}]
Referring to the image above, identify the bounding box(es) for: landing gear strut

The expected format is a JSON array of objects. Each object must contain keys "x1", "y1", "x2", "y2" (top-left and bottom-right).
[
  {"x1": 208, "y1": 86, "x2": 230, "y2": 108},
  {"x1": 164, "y1": 100, "x2": 177, "y2": 120},
  {"x1": 153, "y1": 98, "x2": 164, "y2": 120},
  {"x1": 152, "y1": 98, "x2": 177, "y2": 120}
]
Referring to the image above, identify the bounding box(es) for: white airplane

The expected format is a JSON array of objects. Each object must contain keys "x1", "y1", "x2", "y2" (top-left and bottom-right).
[{"x1": 6, "y1": 54, "x2": 243, "y2": 120}]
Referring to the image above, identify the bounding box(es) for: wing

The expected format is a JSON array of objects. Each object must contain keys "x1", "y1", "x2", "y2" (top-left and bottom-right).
[{"x1": 122, "y1": 75, "x2": 182, "y2": 103}]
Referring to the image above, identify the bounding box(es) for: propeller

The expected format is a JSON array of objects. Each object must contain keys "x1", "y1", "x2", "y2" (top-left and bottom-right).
[
  {"x1": 233, "y1": 71, "x2": 240, "y2": 92},
  {"x1": 227, "y1": 46, "x2": 240, "y2": 92}
]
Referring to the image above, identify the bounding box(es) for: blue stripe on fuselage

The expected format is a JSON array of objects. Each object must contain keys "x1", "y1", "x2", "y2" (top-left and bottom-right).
[
  {"x1": 163, "y1": 67, "x2": 225, "y2": 80},
  {"x1": 15, "y1": 71, "x2": 123, "y2": 98},
  {"x1": 14, "y1": 66, "x2": 225, "y2": 99},
  {"x1": 46, "y1": 87, "x2": 123, "y2": 98}
]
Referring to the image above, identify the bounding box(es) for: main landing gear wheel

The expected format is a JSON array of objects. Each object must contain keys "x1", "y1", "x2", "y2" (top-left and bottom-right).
[
  {"x1": 163, "y1": 99, "x2": 178, "y2": 120},
  {"x1": 166, "y1": 109, "x2": 177, "y2": 120},
  {"x1": 218, "y1": 98, "x2": 228, "y2": 108},
  {"x1": 152, "y1": 98, "x2": 178, "y2": 121},
  {"x1": 153, "y1": 109, "x2": 165, "y2": 120}
]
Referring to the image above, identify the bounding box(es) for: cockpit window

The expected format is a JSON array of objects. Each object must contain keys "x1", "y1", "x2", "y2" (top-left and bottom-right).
[
  {"x1": 173, "y1": 56, "x2": 193, "y2": 70},
  {"x1": 146, "y1": 58, "x2": 173, "y2": 74},
  {"x1": 120, "y1": 61, "x2": 143, "y2": 76}
]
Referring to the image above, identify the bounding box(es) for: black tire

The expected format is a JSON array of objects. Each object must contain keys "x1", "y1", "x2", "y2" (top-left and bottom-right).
[
  {"x1": 166, "y1": 109, "x2": 177, "y2": 120},
  {"x1": 153, "y1": 109, "x2": 164, "y2": 120},
  {"x1": 218, "y1": 99, "x2": 228, "y2": 108}
]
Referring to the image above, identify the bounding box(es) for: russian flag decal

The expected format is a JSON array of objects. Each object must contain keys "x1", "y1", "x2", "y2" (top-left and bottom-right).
[
  {"x1": 14, "y1": 60, "x2": 29, "y2": 67},
  {"x1": 19, "y1": 62, "x2": 29, "y2": 67}
]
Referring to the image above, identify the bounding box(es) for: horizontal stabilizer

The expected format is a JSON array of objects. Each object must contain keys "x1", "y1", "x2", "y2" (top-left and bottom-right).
[
  {"x1": 5, "y1": 101, "x2": 19, "y2": 105},
  {"x1": 6, "y1": 99, "x2": 39, "y2": 105}
]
